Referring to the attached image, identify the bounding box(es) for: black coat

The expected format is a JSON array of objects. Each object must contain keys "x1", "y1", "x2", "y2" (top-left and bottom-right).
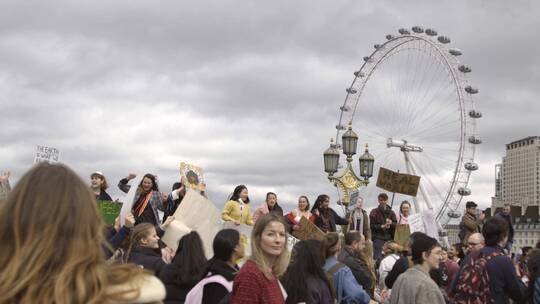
[
  {"x1": 314, "y1": 208, "x2": 348, "y2": 233},
  {"x1": 202, "y1": 260, "x2": 239, "y2": 304},
  {"x1": 128, "y1": 246, "x2": 166, "y2": 276},
  {"x1": 338, "y1": 246, "x2": 374, "y2": 294},
  {"x1": 159, "y1": 264, "x2": 197, "y2": 304},
  {"x1": 95, "y1": 189, "x2": 113, "y2": 201}
]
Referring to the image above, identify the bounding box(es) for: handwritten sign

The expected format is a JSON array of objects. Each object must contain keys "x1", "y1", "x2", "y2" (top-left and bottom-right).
[
  {"x1": 97, "y1": 200, "x2": 123, "y2": 225},
  {"x1": 407, "y1": 210, "x2": 438, "y2": 239},
  {"x1": 376, "y1": 167, "x2": 420, "y2": 196},
  {"x1": 180, "y1": 162, "x2": 205, "y2": 192},
  {"x1": 34, "y1": 145, "x2": 60, "y2": 164},
  {"x1": 292, "y1": 216, "x2": 325, "y2": 241}
]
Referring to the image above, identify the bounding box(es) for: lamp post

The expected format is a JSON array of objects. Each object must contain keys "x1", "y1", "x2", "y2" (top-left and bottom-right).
[{"x1": 323, "y1": 122, "x2": 375, "y2": 208}]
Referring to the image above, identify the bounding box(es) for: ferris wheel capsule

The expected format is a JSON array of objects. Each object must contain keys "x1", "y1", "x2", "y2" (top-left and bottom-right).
[
  {"x1": 438, "y1": 36, "x2": 451, "y2": 44},
  {"x1": 398, "y1": 28, "x2": 410, "y2": 35},
  {"x1": 458, "y1": 65, "x2": 472, "y2": 73},
  {"x1": 374, "y1": 44, "x2": 382, "y2": 49},
  {"x1": 412, "y1": 26, "x2": 424, "y2": 33},
  {"x1": 458, "y1": 187, "x2": 471, "y2": 196},
  {"x1": 469, "y1": 110, "x2": 482, "y2": 118},
  {"x1": 346, "y1": 87, "x2": 358, "y2": 94},
  {"x1": 465, "y1": 86, "x2": 479, "y2": 94},
  {"x1": 425, "y1": 28, "x2": 438, "y2": 36},
  {"x1": 386, "y1": 34, "x2": 396, "y2": 40},
  {"x1": 464, "y1": 162, "x2": 479, "y2": 171},
  {"x1": 468, "y1": 136, "x2": 482, "y2": 144},
  {"x1": 336, "y1": 124, "x2": 346, "y2": 131},
  {"x1": 340, "y1": 105, "x2": 351, "y2": 112},
  {"x1": 354, "y1": 70, "x2": 365, "y2": 78},
  {"x1": 447, "y1": 210, "x2": 462, "y2": 218},
  {"x1": 449, "y1": 48, "x2": 462, "y2": 56}
]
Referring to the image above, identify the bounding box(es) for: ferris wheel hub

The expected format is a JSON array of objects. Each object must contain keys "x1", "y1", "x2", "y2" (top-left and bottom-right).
[{"x1": 386, "y1": 138, "x2": 423, "y2": 152}]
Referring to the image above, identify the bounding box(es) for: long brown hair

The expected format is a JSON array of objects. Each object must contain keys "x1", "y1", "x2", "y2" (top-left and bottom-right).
[
  {"x1": 0, "y1": 163, "x2": 144, "y2": 303},
  {"x1": 249, "y1": 213, "x2": 289, "y2": 279},
  {"x1": 126, "y1": 223, "x2": 155, "y2": 261},
  {"x1": 320, "y1": 232, "x2": 341, "y2": 262}
]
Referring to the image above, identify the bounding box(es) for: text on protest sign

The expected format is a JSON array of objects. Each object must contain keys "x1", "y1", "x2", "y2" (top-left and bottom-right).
[
  {"x1": 376, "y1": 167, "x2": 420, "y2": 197},
  {"x1": 292, "y1": 216, "x2": 325, "y2": 241},
  {"x1": 34, "y1": 145, "x2": 60, "y2": 164},
  {"x1": 97, "y1": 200, "x2": 123, "y2": 225}
]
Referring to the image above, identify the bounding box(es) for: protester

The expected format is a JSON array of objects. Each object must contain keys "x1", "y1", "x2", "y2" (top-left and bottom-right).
[
  {"x1": 321, "y1": 232, "x2": 371, "y2": 304},
  {"x1": 527, "y1": 249, "x2": 540, "y2": 304},
  {"x1": 348, "y1": 196, "x2": 371, "y2": 242},
  {"x1": 160, "y1": 231, "x2": 208, "y2": 303},
  {"x1": 518, "y1": 246, "x2": 534, "y2": 278},
  {"x1": 466, "y1": 232, "x2": 485, "y2": 254},
  {"x1": 384, "y1": 232, "x2": 425, "y2": 289},
  {"x1": 127, "y1": 223, "x2": 169, "y2": 276},
  {"x1": 389, "y1": 234, "x2": 445, "y2": 304},
  {"x1": 104, "y1": 212, "x2": 136, "y2": 258},
  {"x1": 281, "y1": 240, "x2": 333, "y2": 304},
  {"x1": 0, "y1": 163, "x2": 165, "y2": 303},
  {"x1": 253, "y1": 192, "x2": 284, "y2": 223},
  {"x1": 163, "y1": 182, "x2": 185, "y2": 222},
  {"x1": 451, "y1": 216, "x2": 527, "y2": 303},
  {"x1": 0, "y1": 170, "x2": 11, "y2": 202},
  {"x1": 119, "y1": 173, "x2": 165, "y2": 226},
  {"x1": 394, "y1": 201, "x2": 411, "y2": 249},
  {"x1": 338, "y1": 231, "x2": 375, "y2": 295},
  {"x1": 231, "y1": 213, "x2": 289, "y2": 303},
  {"x1": 495, "y1": 203, "x2": 514, "y2": 253},
  {"x1": 90, "y1": 171, "x2": 113, "y2": 201},
  {"x1": 378, "y1": 241, "x2": 403, "y2": 290},
  {"x1": 186, "y1": 229, "x2": 245, "y2": 304},
  {"x1": 370, "y1": 193, "x2": 397, "y2": 261},
  {"x1": 222, "y1": 184, "x2": 254, "y2": 226},
  {"x1": 448, "y1": 243, "x2": 464, "y2": 265},
  {"x1": 440, "y1": 247, "x2": 459, "y2": 296},
  {"x1": 458, "y1": 201, "x2": 484, "y2": 248},
  {"x1": 285, "y1": 195, "x2": 315, "y2": 231},
  {"x1": 311, "y1": 194, "x2": 349, "y2": 233}
]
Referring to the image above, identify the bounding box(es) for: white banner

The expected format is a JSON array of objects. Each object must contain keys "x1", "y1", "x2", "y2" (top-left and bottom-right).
[{"x1": 34, "y1": 145, "x2": 60, "y2": 164}]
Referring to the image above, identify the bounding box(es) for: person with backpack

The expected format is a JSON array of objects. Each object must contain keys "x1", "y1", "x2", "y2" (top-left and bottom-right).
[
  {"x1": 389, "y1": 234, "x2": 445, "y2": 304},
  {"x1": 185, "y1": 229, "x2": 245, "y2": 304},
  {"x1": 281, "y1": 239, "x2": 333, "y2": 304},
  {"x1": 451, "y1": 216, "x2": 527, "y2": 304},
  {"x1": 338, "y1": 231, "x2": 375, "y2": 296},
  {"x1": 160, "y1": 231, "x2": 208, "y2": 303},
  {"x1": 321, "y1": 232, "x2": 371, "y2": 304}
]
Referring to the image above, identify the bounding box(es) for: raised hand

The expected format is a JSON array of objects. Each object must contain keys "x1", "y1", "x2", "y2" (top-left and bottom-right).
[
  {"x1": 0, "y1": 171, "x2": 11, "y2": 183},
  {"x1": 127, "y1": 173, "x2": 137, "y2": 180}
]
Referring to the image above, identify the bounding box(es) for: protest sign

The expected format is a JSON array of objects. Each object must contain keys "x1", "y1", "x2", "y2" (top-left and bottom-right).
[
  {"x1": 376, "y1": 167, "x2": 420, "y2": 197},
  {"x1": 97, "y1": 200, "x2": 123, "y2": 225},
  {"x1": 180, "y1": 162, "x2": 205, "y2": 192},
  {"x1": 292, "y1": 216, "x2": 325, "y2": 241},
  {"x1": 162, "y1": 189, "x2": 222, "y2": 258},
  {"x1": 119, "y1": 175, "x2": 143, "y2": 226},
  {"x1": 34, "y1": 145, "x2": 60, "y2": 164},
  {"x1": 407, "y1": 210, "x2": 438, "y2": 239}
]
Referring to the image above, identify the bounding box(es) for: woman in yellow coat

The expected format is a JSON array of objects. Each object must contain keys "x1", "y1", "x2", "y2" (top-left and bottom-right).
[{"x1": 222, "y1": 184, "x2": 254, "y2": 226}]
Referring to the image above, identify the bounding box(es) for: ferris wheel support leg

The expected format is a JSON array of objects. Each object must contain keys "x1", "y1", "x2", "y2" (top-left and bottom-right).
[
  {"x1": 405, "y1": 152, "x2": 450, "y2": 248},
  {"x1": 403, "y1": 151, "x2": 422, "y2": 214}
]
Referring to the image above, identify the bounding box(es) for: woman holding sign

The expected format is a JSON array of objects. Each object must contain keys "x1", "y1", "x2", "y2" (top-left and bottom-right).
[
  {"x1": 119, "y1": 173, "x2": 165, "y2": 226},
  {"x1": 90, "y1": 171, "x2": 112, "y2": 201},
  {"x1": 222, "y1": 185, "x2": 254, "y2": 226},
  {"x1": 394, "y1": 201, "x2": 412, "y2": 249},
  {"x1": 285, "y1": 196, "x2": 315, "y2": 231}
]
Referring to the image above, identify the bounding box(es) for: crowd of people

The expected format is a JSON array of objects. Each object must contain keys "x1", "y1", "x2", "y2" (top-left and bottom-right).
[{"x1": 1, "y1": 164, "x2": 540, "y2": 303}]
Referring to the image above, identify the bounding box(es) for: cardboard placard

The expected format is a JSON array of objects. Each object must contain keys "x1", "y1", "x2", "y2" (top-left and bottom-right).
[
  {"x1": 34, "y1": 145, "x2": 60, "y2": 164},
  {"x1": 162, "y1": 189, "x2": 221, "y2": 258},
  {"x1": 97, "y1": 200, "x2": 123, "y2": 225},
  {"x1": 292, "y1": 216, "x2": 325, "y2": 241},
  {"x1": 376, "y1": 167, "x2": 420, "y2": 197},
  {"x1": 180, "y1": 162, "x2": 205, "y2": 192}
]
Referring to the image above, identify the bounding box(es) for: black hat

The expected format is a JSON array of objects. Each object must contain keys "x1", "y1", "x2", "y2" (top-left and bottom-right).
[
  {"x1": 466, "y1": 201, "x2": 478, "y2": 209},
  {"x1": 411, "y1": 234, "x2": 439, "y2": 264}
]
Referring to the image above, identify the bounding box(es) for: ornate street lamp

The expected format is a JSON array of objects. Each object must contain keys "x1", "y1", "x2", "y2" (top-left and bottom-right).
[{"x1": 323, "y1": 122, "x2": 375, "y2": 207}]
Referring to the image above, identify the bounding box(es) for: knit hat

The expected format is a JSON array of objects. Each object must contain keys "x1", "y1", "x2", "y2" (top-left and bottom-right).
[{"x1": 411, "y1": 234, "x2": 439, "y2": 264}]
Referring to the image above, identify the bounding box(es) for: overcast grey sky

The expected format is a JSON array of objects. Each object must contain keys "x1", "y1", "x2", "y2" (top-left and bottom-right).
[{"x1": 1, "y1": 0, "x2": 539, "y2": 213}]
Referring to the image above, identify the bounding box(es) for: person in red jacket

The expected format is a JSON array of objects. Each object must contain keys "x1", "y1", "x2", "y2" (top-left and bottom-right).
[
  {"x1": 231, "y1": 213, "x2": 289, "y2": 304},
  {"x1": 285, "y1": 195, "x2": 315, "y2": 231}
]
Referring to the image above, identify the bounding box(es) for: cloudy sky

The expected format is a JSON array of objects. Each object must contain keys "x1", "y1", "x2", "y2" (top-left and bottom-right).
[{"x1": 1, "y1": 0, "x2": 539, "y2": 214}]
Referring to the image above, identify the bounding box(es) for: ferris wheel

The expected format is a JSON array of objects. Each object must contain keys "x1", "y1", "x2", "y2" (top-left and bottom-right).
[{"x1": 334, "y1": 26, "x2": 482, "y2": 229}]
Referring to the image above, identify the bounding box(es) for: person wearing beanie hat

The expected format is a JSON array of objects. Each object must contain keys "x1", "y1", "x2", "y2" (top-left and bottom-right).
[
  {"x1": 90, "y1": 171, "x2": 112, "y2": 201},
  {"x1": 390, "y1": 234, "x2": 445, "y2": 304}
]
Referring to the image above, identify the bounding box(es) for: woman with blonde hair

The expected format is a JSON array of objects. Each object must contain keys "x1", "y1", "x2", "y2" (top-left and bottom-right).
[
  {"x1": 231, "y1": 213, "x2": 289, "y2": 304},
  {"x1": 378, "y1": 241, "x2": 403, "y2": 290},
  {"x1": 0, "y1": 163, "x2": 165, "y2": 303}
]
